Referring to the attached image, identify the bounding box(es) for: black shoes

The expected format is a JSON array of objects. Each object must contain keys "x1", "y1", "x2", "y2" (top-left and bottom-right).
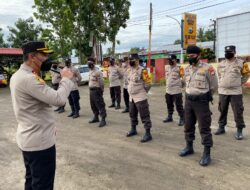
[
  {"x1": 72, "y1": 112, "x2": 79, "y2": 119},
  {"x1": 67, "y1": 112, "x2": 74, "y2": 117},
  {"x1": 98, "y1": 117, "x2": 106, "y2": 127},
  {"x1": 199, "y1": 146, "x2": 211, "y2": 166},
  {"x1": 126, "y1": 129, "x2": 138, "y2": 137},
  {"x1": 178, "y1": 117, "x2": 185, "y2": 126},
  {"x1": 122, "y1": 107, "x2": 129, "y2": 113},
  {"x1": 179, "y1": 141, "x2": 194, "y2": 157},
  {"x1": 54, "y1": 107, "x2": 61, "y2": 112},
  {"x1": 115, "y1": 104, "x2": 121, "y2": 110},
  {"x1": 57, "y1": 107, "x2": 65, "y2": 113},
  {"x1": 235, "y1": 128, "x2": 243, "y2": 140},
  {"x1": 140, "y1": 131, "x2": 152, "y2": 143},
  {"x1": 163, "y1": 115, "x2": 173, "y2": 123},
  {"x1": 108, "y1": 104, "x2": 115, "y2": 108},
  {"x1": 89, "y1": 116, "x2": 99, "y2": 123},
  {"x1": 214, "y1": 126, "x2": 225, "y2": 135}
]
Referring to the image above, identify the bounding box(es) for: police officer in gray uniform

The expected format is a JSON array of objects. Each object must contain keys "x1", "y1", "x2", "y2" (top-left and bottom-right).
[
  {"x1": 121, "y1": 57, "x2": 130, "y2": 113},
  {"x1": 10, "y1": 41, "x2": 74, "y2": 189},
  {"x1": 163, "y1": 54, "x2": 184, "y2": 126},
  {"x1": 179, "y1": 45, "x2": 218, "y2": 166},
  {"x1": 65, "y1": 58, "x2": 82, "y2": 119},
  {"x1": 108, "y1": 58, "x2": 123, "y2": 109},
  {"x1": 51, "y1": 62, "x2": 65, "y2": 113},
  {"x1": 126, "y1": 54, "x2": 153, "y2": 143},
  {"x1": 215, "y1": 45, "x2": 250, "y2": 140},
  {"x1": 88, "y1": 57, "x2": 107, "y2": 127}
]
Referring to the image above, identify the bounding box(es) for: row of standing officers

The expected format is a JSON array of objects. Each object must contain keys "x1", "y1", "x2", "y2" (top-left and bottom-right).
[{"x1": 10, "y1": 41, "x2": 250, "y2": 189}]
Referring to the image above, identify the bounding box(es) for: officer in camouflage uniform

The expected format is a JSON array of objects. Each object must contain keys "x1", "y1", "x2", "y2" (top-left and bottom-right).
[
  {"x1": 126, "y1": 53, "x2": 153, "y2": 143},
  {"x1": 88, "y1": 57, "x2": 107, "y2": 127},
  {"x1": 108, "y1": 58, "x2": 123, "y2": 109},
  {"x1": 215, "y1": 45, "x2": 250, "y2": 140},
  {"x1": 179, "y1": 45, "x2": 218, "y2": 166},
  {"x1": 65, "y1": 58, "x2": 82, "y2": 119},
  {"x1": 163, "y1": 54, "x2": 185, "y2": 126}
]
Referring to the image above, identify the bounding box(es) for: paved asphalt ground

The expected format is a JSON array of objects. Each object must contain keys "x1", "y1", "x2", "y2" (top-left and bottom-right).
[{"x1": 0, "y1": 85, "x2": 250, "y2": 190}]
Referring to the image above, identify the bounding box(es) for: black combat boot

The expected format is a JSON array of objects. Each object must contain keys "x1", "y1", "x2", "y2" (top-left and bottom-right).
[
  {"x1": 72, "y1": 111, "x2": 79, "y2": 119},
  {"x1": 121, "y1": 107, "x2": 129, "y2": 113},
  {"x1": 199, "y1": 146, "x2": 211, "y2": 166},
  {"x1": 178, "y1": 116, "x2": 185, "y2": 126},
  {"x1": 140, "y1": 129, "x2": 152, "y2": 143},
  {"x1": 179, "y1": 141, "x2": 194, "y2": 157},
  {"x1": 108, "y1": 102, "x2": 115, "y2": 108},
  {"x1": 163, "y1": 115, "x2": 173, "y2": 123},
  {"x1": 126, "y1": 126, "x2": 137, "y2": 137},
  {"x1": 67, "y1": 112, "x2": 75, "y2": 117},
  {"x1": 98, "y1": 117, "x2": 106, "y2": 127},
  {"x1": 89, "y1": 115, "x2": 99, "y2": 123},
  {"x1": 115, "y1": 103, "x2": 121, "y2": 110},
  {"x1": 235, "y1": 128, "x2": 243, "y2": 140},
  {"x1": 58, "y1": 107, "x2": 65, "y2": 113},
  {"x1": 214, "y1": 126, "x2": 225, "y2": 135}
]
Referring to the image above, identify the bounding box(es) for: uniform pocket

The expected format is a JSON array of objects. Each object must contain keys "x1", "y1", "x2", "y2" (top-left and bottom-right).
[{"x1": 195, "y1": 75, "x2": 206, "y2": 89}]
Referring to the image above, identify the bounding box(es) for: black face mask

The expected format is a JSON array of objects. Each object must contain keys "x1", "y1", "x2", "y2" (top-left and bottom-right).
[
  {"x1": 41, "y1": 58, "x2": 53, "y2": 71},
  {"x1": 52, "y1": 65, "x2": 58, "y2": 69},
  {"x1": 169, "y1": 59, "x2": 174, "y2": 65},
  {"x1": 225, "y1": 52, "x2": 234, "y2": 59},
  {"x1": 188, "y1": 56, "x2": 199, "y2": 65},
  {"x1": 88, "y1": 62, "x2": 94, "y2": 69},
  {"x1": 129, "y1": 61, "x2": 136, "y2": 67}
]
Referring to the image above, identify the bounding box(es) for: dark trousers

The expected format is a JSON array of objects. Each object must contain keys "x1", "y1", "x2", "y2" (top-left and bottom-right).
[
  {"x1": 52, "y1": 83, "x2": 65, "y2": 109},
  {"x1": 123, "y1": 88, "x2": 129, "y2": 108},
  {"x1": 184, "y1": 98, "x2": 213, "y2": 147},
  {"x1": 218, "y1": 94, "x2": 245, "y2": 129},
  {"x1": 68, "y1": 90, "x2": 80, "y2": 114},
  {"x1": 110, "y1": 86, "x2": 121, "y2": 105},
  {"x1": 90, "y1": 88, "x2": 106, "y2": 118},
  {"x1": 129, "y1": 99, "x2": 152, "y2": 129},
  {"x1": 165, "y1": 93, "x2": 184, "y2": 117},
  {"x1": 22, "y1": 145, "x2": 56, "y2": 190}
]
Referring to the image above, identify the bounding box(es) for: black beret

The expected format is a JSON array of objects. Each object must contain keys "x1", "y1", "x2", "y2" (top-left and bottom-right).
[
  {"x1": 186, "y1": 45, "x2": 201, "y2": 54},
  {"x1": 225, "y1": 45, "x2": 236, "y2": 52},
  {"x1": 129, "y1": 53, "x2": 140, "y2": 60},
  {"x1": 22, "y1": 41, "x2": 53, "y2": 54},
  {"x1": 168, "y1": 54, "x2": 177, "y2": 60},
  {"x1": 88, "y1": 57, "x2": 96, "y2": 63}
]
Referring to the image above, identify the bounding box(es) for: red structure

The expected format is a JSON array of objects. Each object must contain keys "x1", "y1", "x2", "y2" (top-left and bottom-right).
[
  {"x1": 0, "y1": 48, "x2": 23, "y2": 55},
  {"x1": 155, "y1": 58, "x2": 168, "y2": 82}
]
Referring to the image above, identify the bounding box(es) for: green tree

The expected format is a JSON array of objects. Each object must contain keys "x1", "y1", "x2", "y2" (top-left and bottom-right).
[
  {"x1": 196, "y1": 27, "x2": 206, "y2": 42},
  {"x1": 204, "y1": 29, "x2": 215, "y2": 41},
  {"x1": 7, "y1": 17, "x2": 42, "y2": 48},
  {"x1": 174, "y1": 39, "x2": 181, "y2": 44},
  {"x1": 0, "y1": 28, "x2": 8, "y2": 47},
  {"x1": 129, "y1": 47, "x2": 140, "y2": 54},
  {"x1": 103, "y1": 0, "x2": 130, "y2": 55}
]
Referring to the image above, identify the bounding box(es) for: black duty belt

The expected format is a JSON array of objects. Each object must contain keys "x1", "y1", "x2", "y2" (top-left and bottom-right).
[
  {"x1": 89, "y1": 87, "x2": 101, "y2": 90},
  {"x1": 186, "y1": 92, "x2": 211, "y2": 102}
]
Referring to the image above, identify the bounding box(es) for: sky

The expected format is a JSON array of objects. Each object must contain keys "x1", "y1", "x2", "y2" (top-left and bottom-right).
[{"x1": 0, "y1": 0, "x2": 250, "y2": 53}]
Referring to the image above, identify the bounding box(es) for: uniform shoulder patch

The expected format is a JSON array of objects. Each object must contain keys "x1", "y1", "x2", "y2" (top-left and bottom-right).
[
  {"x1": 32, "y1": 72, "x2": 45, "y2": 85},
  {"x1": 208, "y1": 66, "x2": 215, "y2": 75}
]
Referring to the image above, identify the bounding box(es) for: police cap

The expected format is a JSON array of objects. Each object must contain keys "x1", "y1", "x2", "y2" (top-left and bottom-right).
[
  {"x1": 22, "y1": 41, "x2": 53, "y2": 55},
  {"x1": 186, "y1": 45, "x2": 201, "y2": 54},
  {"x1": 225, "y1": 45, "x2": 236, "y2": 52}
]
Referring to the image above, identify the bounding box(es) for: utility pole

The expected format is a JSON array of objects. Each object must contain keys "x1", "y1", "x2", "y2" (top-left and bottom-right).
[
  {"x1": 147, "y1": 2, "x2": 152, "y2": 69},
  {"x1": 210, "y1": 19, "x2": 216, "y2": 59}
]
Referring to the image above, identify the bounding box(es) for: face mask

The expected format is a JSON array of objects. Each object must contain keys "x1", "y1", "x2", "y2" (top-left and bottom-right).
[
  {"x1": 88, "y1": 62, "x2": 94, "y2": 69},
  {"x1": 225, "y1": 52, "x2": 234, "y2": 59},
  {"x1": 65, "y1": 62, "x2": 71, "y2": 67},
  {"x1": 188, "y1": 56, "x2": 199, "y2": 65},
  {"x1": 40, "y1": 58, "x2": 53, "y2": 71},
  {"x1": 169, "y1": 59, "x2": 174, "y2": 65},
  {"x1": 129, "y1": 61, "x2": 136, "y2": 67},
  {"x1": 52, "y1": 65, "x2": 58, "y2": 69}
]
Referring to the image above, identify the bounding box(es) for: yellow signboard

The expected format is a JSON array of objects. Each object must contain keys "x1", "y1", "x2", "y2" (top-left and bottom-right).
[{"x1": 183, "y1": 13, "x2": 197, "y2": 49}]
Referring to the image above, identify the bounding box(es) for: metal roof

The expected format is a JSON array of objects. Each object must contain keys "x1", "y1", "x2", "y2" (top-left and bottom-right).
[{"x1": 0, "y1": 48, "x2": 23, "y2": 55}]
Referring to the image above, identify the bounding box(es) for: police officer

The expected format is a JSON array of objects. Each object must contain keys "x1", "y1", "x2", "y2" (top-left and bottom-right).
[
  {"x1": 215, "y1": 45, "x2": 250, "y2": 140},
  {"x1": 65, "y1": 58, "x2": 82, "y2": 119},
  {"x1": 88, "y1": 57, "x2": 107, "y2": 127},
  {"x1": 51, "y1": 62, "x2": 65, "y2": 113},
  {"x1": 10, "y1": 41, "x2": 74, "y2": 189},
  {"x1": 126, "y1": 53, "x2": 153, "y2": 143},
  {"x1": 108, "y1": 58, "x2": 123, "y2": 109},
  {"x1": 179, "y1": 45, "x2": 218, "y2": 166},
  {"x1": 163, "y1": 54, "x2": 185, "y2": 126},
  {"x1": 121, "y1": 57, "x2": 130, "y2": 113}
]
